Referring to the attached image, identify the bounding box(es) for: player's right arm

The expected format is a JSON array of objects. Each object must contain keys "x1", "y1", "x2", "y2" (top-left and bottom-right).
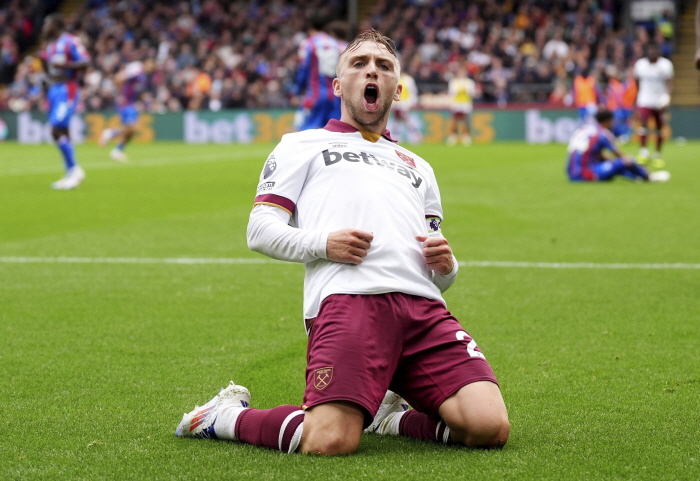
[
  {"x1": 247, "y1": 206, "x2": 373, "y2": 264},
  {"x1": 247, "y1": 137, "x2": 373, "y2": 265}
]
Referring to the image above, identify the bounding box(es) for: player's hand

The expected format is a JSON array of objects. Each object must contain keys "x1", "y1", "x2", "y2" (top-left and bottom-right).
[
  {"x1": 695, "y1": 48, "x2": 700, "y2": 70},
  {"x1": 416, "y1": 235, "x2": 454, "y2": 276},
  {"x1": 326, "y1": 229, "x2": 373, "y2": 265}
]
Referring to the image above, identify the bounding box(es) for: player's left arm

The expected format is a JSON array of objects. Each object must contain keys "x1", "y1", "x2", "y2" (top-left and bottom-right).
[
  {"x1": 421, "y1": 165, "x2": 459, "y2": 292},
  {"x1": 293, "y1": 43, "x2": 311, "y2": 98},
  {"x1": 601, "y1": 131, "x2": 630, "y2": 163}
]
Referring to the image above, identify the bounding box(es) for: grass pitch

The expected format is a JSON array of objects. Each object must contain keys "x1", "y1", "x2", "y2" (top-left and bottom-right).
[{"x1": 1, "y1": 140, "x2": 699, "y2": 480}]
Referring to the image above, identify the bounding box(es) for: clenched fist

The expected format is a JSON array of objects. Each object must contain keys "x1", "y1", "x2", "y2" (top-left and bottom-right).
[
  {"x1": 416, "y1": 235, "x2": 454, "y2": 276},
  {"x1": 326, "y1": 229, "x2": 374, "y2": 265}
]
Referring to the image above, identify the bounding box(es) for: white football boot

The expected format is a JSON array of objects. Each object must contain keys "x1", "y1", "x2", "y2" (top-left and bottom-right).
[
  {"x1": 176, "y1": 381, "x2": 250, "y2": 439},
  {"x1": 648, "y1": 170, "x2": 671, "y2": 183},
  {"x1": 99, "y1": 128, "x2": 114, "y2": 147},
  {"x1": 51, "y1": 166, "x2": 85, "y2": 190},
  {"x1": 110, "y1": 148, "x2": 127, "y2": 162},
  {"x1": 364, "y1": 390, "x2": 409, "y2": 434}
]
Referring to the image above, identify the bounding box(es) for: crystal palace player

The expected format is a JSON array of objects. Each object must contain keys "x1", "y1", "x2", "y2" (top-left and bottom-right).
[
  {"x1": 40, "y1": 13, "x2": 89, "y2": 190},
  {"x1": 99, "y1": 59, "x2": 151, "y2": 162},
  {"x1": 293, "y1": 14, "x2": 345, "y2": 131},
  {"x1": 567, "y1": 110, "x2": 669, "y2": 183},
  {"x1": 176, "y1": 30, "x2": 510, "y2": 454}
]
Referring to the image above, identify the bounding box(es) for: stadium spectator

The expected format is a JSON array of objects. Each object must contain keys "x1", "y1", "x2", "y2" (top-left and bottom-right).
[{"x1": 0, "y1": 0, "x2": 683, "y2": 112}]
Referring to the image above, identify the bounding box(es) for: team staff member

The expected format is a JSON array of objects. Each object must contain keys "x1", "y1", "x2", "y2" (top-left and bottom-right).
[
  {"x1": 573, "y1": 71, "x2": 600, "y2": 124},
  {"x1": 176, "y1": 30, "x2": 509, "y2": 455}
]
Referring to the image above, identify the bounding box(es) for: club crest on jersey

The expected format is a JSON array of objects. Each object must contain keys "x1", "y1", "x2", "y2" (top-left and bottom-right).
[
  {"x1": 314, "y1": 367, "x2": 334, "y2": 390},
  {"x1": 395, "y1": 150, "x2": 416, "y2": 168},
  {"x1": 263, "y1": 155, "x2": 277, "y2": 179}
]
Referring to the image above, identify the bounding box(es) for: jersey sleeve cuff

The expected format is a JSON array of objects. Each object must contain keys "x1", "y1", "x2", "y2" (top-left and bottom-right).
[
  {"x1": 314, "y1": 231, "x2": 330, "y2": 260},
  {"x1": 254, "y1": 194, "x2": 296, "y2": 216}
]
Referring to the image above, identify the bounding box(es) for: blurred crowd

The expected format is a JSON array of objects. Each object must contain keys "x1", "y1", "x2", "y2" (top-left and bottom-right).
[
  {"x1": 0, "y1": 0, "x2": 679, "y2": 113},
  {"x1": 367, "y1": 0, "x2": 675, "y2": 105}
]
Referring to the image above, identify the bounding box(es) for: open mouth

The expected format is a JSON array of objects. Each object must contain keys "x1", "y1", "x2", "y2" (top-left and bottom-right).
[{"x1": 363, "y1": 83, "x2": 379, "y2": 112}]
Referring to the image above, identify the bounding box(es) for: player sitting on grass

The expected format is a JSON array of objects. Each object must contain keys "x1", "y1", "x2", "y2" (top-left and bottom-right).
[
  {"x1": 567, "y1": 110, "x2": 669, "y2": 183},
  {"x1": 175, "y1": 29, "x2": 510, "y2": 455}
]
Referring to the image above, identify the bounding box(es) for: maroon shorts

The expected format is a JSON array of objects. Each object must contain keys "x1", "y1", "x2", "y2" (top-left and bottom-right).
[
  {"x1": 302, "y1": 293, "x2": 498, "y2": 426},
  {"x1": 638, "y1": 107, "x2": 664, "y2": 129}
]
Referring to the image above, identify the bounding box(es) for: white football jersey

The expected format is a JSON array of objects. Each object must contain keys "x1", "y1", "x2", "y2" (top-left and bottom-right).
[
  {"x1": 254, "y1": 120, "x2": 446, "y2": 320},
  {"x1": 634, "y1": 57, "x2": 674, "y2": 109}
]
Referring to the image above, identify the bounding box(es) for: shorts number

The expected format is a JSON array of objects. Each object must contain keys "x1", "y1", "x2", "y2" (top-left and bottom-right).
[
  {"x1": 456, "y1": 331, "x2": 486, "y2": 359},
  {"x1": 55, "y1": 102, "x2": 68, "y2": 121}
]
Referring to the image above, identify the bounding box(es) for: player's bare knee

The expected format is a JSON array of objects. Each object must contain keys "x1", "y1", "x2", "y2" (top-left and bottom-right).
[
  {"x1": 460, "y1": 415, "x2": 509, "y2": 449},
  {"x1": 301, "y1": 429, "x2": 360, "y2": 455}
]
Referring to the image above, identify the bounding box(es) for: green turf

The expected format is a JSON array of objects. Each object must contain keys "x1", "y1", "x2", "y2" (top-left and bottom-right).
[{"x1": 1, "y1": 140, "x2": 699, "y2": 480}]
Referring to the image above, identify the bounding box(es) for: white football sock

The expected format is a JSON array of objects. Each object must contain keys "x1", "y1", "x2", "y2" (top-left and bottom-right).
[
  {"x1": 375, "y1": 410, "x2": 406, "y2": 436},
  {"x1": 213, "y1": 405, "x2": 247, "y2": 440}
]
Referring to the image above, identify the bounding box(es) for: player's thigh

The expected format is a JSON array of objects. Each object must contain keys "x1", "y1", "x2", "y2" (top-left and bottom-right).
[
  {"x1": 390, "y1": 302, "x2": 498, "y2": 415},
  {"x1": 303, "y1": 294, "x2": 402, "y2": 426},
  {"x1": 438, "y1": 380, "x2": 509, "y2": 447},
  {"x1": 638, "y1": 107, "x2": 651, "y2": 125},
  {"x1": 300, "y1": 401, "x2": 365, "y2": 455},
  {"x1": 593, "y1": 160, "x2": 623, "y2": 181}
]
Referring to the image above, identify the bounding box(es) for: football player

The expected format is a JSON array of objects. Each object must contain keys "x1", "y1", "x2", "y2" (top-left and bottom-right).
[
  {"x1": 40, "y1": 13, "x2": 89, "y2": 190},
  {"x1": 634, "y1": 43, "x2": 674, "y2": 167},
  {"x1": 176, "y1": 30, "x2": 509, "y2": 455}
]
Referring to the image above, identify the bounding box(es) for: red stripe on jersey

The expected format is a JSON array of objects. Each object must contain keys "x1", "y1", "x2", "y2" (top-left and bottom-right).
[
  {"x1": 67, "y1": 81, "x2": 77, "y2": 101},
  {"x1": 254, "y1": 194, "x2": 296, "y2": 215}
]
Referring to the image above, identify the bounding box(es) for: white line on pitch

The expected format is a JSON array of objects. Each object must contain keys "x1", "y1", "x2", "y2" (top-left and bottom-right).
[
  {"x1": 0, "y1": 149, "x2": 270, "y2": 177},
  {"x1": 0, "y1": 256, "x2": 699, "y2": 270},
  {"x1": 461, "y1": 261, "x2": 700, "y2": 269},
  {"x1": 0, "y1": 256, "x2": 281, "y2": 265}
]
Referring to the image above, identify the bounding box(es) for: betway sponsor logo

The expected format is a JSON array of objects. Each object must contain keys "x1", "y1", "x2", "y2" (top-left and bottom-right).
[
  {"x1": 526, "y1": 109, "x2": 578, "y2": 144},
  {"x1": 17, "y1": 112, "x2": 85, "y2": 144},
  {"x1": 184, "y1": 111, "x2": 253, "y2": 143},
  {"x1": 322, "y1": 149, "x2": 422, "y2": 188}
]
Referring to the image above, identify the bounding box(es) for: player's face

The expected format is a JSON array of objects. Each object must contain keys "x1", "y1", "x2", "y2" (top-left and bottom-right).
[
  {"x1": 42, "y1": 20, "x2": 58, "y2": 40},
  {"x1": 334, "y1": 42, "x2": 401, "y2": 129},
  {"x1": 648, "y1": 46, "x2": 660, "y2": 62}
]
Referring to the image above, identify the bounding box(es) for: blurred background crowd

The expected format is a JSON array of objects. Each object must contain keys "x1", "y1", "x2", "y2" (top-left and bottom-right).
[{"x1": 0, "y1": 0, "x2": 680, "y2": 113}]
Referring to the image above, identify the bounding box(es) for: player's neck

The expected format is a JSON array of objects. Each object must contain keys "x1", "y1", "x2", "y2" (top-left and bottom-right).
[{"x1": 339, "y1": 114, "x2": 389, "y2": 137}]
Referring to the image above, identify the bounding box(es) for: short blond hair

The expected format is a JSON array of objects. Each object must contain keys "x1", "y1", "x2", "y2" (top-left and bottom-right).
[{"x1": 336, "y1": 29, "x2": 400, "y2": 77}]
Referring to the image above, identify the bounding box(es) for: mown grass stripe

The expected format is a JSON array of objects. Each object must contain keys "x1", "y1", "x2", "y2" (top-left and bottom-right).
[{"x1": 2, "y1": 256, "x2": 699, "y2": 269}]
